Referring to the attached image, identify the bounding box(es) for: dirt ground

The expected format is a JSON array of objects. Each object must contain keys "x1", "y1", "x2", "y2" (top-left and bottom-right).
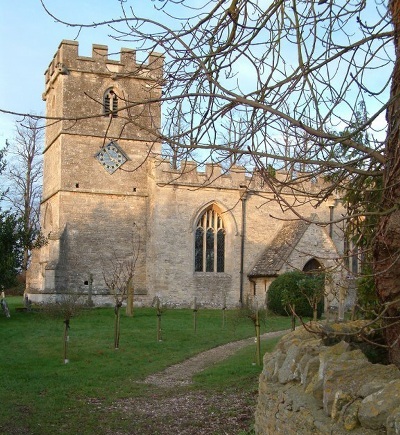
[
  {"x1": 103, "y1": 331, "x2": 287, "y2": 435},
  {"x1": 106, "y1": 389, "x2": 257, "y2": 434}
]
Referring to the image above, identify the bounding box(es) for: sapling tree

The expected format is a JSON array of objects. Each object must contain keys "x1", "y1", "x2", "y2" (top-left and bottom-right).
[
  {"x1": 298, "y1": 274, "x2": 326, "y2": 322},
  {"x1": 41, "y1": 293, "x2": 83, "y2": 364},
  {"x1": 221, "y1": 291, "x2": 227, "y2": 329},
  {"x1": 102, "y1": 225, "x2": 140, "y2": 349},
  {"x1": 239, "y1": 296, "x2": 264, "y2": 366},
  {"x1": 279, "y1": 288, "x2": 299, "y2": 331},
  {"x1": 152, "y1": 295, "x2": 166, "y2": 342},
  {"x1": 193, "y1": 297, "x2": 199, "y2": 333},
  {"x1": 268, "y1": 271, "x2": 326, "y2": 324},
  {"x1": 103, "y1": 255, "x2": 135, "y2": 349}
]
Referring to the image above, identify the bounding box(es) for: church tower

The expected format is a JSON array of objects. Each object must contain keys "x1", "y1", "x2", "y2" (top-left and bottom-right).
[{"x1": 27, "y1": 40, "x2": 163, "y2": 302}]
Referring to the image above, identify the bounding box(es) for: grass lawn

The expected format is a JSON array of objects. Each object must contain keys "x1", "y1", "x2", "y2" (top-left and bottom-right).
[{"x1": 0, "y1": 297, "x2": 291, "y2": 434}]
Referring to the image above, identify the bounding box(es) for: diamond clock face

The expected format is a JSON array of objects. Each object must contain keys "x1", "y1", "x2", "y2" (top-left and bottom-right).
[{"x1": 95, "y1": 141, "x2": 127, "y2": 174}]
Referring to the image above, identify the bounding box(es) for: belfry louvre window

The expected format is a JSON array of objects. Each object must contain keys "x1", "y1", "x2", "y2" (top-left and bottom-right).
[
  {"x1": 195, "y1": 207, "x2": 225, "y2": 272},
  {"x1": 104, "y1": 89, "x2": 118, "y2": 117}
]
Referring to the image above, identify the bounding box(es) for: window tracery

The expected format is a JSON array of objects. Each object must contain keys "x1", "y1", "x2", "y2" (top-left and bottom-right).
[{"x1": 195, "y1": 206, "x2": 225, "y2": 272}]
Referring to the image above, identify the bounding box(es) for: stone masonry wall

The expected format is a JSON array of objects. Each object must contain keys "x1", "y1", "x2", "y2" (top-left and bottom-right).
[
  {"x1": 27, "y1": 40, "x2": 348, "y2": 308},
  {"x1": 146, "y1": 160, "x2": 345, "y2": 307},
  {"x1": 255, "y1": 322, "x2": 400, "y2": 434}
]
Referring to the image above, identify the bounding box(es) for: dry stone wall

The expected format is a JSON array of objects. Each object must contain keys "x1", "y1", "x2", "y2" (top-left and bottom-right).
[{"x1": 255, "y1": 322, "x2": 400, "y2": 434}]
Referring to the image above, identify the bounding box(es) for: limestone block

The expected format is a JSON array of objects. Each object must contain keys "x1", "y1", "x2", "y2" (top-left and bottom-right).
[
  {"x1": 263, "y1": 349, "x2": 286, "y2": 382},
  {"x1": 358, "y1": 379, "x2": 400, "y2": 430},
  {"x1": 262, "y1": 354, "x2": 278, "y2": 381},
  {"x1": 331, "y1": 390, "x2": 354, "y2": 420},
  {"x1": 278, "y1": 344, "x2": 302, "y2": 384},
  {"x1": 319, "y1": 319, "x2": 373, "y2": 343},
  {"x1": 297, "y1": 353, "x2": 314, "y2": 382},
  {"x1": 322, "y1": 357, "x2": 371, "y2": 416},
  {"x1": 310, "y1": 377, "x2": 324, "y2": 403},
  {"x1": 318, "y1": 341, "x2": 352, "y2": 380},
  {"x1": 276, "y1": 336, "x2": 302, "y2": 353},
  {"x1": 342, "y1": 399, "x2": 362, "y2": 431},
  {"x1": 387, "y1": 406, "x2": 400, "y2": 435},
  {"x1": 358, "y1": 365, "x2": 400, "y2": 397},
  {"x1": 278, "y1": 338, "x2": 322, "y2": 384},
  {"x1": 301, "y1": 355, "x2": 320, "y2": 389}
]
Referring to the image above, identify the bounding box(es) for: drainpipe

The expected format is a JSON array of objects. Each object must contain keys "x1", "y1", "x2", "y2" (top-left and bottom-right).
[
  {"x1": 239, "y1": 186, "x2": 248, "y2": 306},
  {"x1": 329, "y1": 203, "x2": 335, "y2": 239}
]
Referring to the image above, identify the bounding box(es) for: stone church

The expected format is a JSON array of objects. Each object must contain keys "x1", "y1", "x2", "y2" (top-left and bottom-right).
[{"x1": 26, "y1": 40, "x2": 348, "y2": 308}]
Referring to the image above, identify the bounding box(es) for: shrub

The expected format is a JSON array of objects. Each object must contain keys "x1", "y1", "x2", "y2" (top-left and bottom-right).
[{"x1": 267, "y1": 271, "x2": 324, "y2": 318}]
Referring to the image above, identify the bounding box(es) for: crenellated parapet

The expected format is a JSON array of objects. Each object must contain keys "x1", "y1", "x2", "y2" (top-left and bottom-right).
[
  {"x1": 153, "y1": 158, "x2": 332, "y2": 195},
  {"x1": 153, "y1": 158, "x2": 247, "y2": 189},
  {"x1": 42, "y1": 40, "x2": 163, "y2": 147},
  {"x1": 44, "y1": 40, "x2": 163, "y2": 93}
]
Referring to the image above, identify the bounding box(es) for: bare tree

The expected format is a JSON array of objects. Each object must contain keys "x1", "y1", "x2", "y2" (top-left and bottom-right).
[
  {"x1": 162, "y1": 101, "x2": 193, "y2": 169},
  {"x1": 33, "y1": 0, "x2": 400, "y2": 366},
  {"x1": 216, "y1": 108, "x2": 252, "y2": 169},
  {"x1": 4, "y1": 118, "x2": 44, "y2": 272},
  {"x1": 41, "y1": 293, "x2": 84, "y2": 364},
  {"x1": 102, "y1": 226, "x2": 140, "y2": 349},
  {"x1": 0, "y1": 147, "x2": 7, "y2": 197}
]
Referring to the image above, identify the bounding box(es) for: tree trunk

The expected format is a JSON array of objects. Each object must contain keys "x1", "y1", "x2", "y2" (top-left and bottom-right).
[
  {"x1": 157, "y1": 312, "x2": 162, "y2": 342},
  {"x1": 313, "y1": 305, "x2": 317, "y2": 323},
  {"x1": 114, "y1": 304, "x2": 121, "y2": 349},
  {"x1": 290, "y1": 304, "x2": 296, "y2": 331},
  {"x1": 63, "y1": 319, "x2": 70, "y2": 364},
  {"x1": 255, "y1": 307, "x2": 261, "y2": 366},
  {"x1": 126, "y1": 278, "x2": 134, "y2": 317},
  {"x1": 373, "y1": 0, "x2": 400, "y2": 367}
]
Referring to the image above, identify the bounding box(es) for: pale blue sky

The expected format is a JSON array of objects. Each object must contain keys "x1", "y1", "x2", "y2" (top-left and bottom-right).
[
  {"x1": 0, "y1": 1, "x2": 158, "y2": 143},
  {"x1": 0, "y1": 1, "x2": 392, "y2": 147}
]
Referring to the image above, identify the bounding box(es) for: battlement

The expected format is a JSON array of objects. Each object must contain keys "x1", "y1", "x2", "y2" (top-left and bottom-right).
[
  {"x1": 153, "y1": 158, "x2": 331, "y2": 195},
  {"x1": 44, "y1": 40, "x2": 164, "y2": 86}
]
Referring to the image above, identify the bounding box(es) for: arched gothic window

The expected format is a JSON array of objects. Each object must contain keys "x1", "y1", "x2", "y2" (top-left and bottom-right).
[
  {"x1": 195, "y1": 206, "x2": 225, "y2": 272},
  {"x1": 103, "y1": 88, "x2": 118, "y2": 117}
]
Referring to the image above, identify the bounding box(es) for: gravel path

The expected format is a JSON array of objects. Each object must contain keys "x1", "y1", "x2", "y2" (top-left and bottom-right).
[
  {"x1": 143, "y1": 330, "x2": 288, "y2": 387},
  {"x1": 104, "y1": 330, "x2": 289, "y2": 434}
]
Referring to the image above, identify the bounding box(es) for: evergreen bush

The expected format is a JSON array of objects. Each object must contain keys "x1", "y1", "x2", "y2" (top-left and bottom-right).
[{"x1": 267, "y1": 271, "x2": 324, "y2": 318}]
